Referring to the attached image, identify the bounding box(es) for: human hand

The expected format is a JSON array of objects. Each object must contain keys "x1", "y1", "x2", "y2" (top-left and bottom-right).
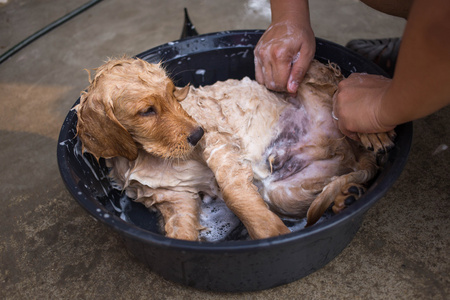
[
  {"x1": 332, "y1": 73, "x2": 396, "y2": 140},
  {"x1": 254, "y1": 20, "x2": 315, "y2": 94}
]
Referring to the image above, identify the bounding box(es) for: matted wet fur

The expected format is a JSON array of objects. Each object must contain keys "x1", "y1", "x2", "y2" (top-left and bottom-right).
[{"x1": 75, "y1": 57, "x2": 395, "y2": 241}]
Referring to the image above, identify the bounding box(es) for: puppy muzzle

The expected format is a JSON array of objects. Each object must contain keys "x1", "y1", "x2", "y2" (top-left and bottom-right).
[{"x1": 187, "y1": 127, "x2": 204, "y2": 146}]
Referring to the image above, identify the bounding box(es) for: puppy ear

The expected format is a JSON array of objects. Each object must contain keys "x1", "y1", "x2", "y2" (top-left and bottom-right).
[
  {"x1": 75, "y1": 92, "x2": 138, "y2": 161},
  {"x1": 174, "y1": 85, "x2": 190, "y2": 101}
]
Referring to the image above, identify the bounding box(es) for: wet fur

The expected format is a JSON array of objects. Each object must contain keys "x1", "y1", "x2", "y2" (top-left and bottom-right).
[{"x1": 75, "y1": 57, "x2": 394, "y2": 241}]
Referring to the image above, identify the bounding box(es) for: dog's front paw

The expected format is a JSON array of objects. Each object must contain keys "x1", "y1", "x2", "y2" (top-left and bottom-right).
[
  {"x1": 358, "y1": 130, "x2": 396, "y2": 155},
  {"x1": 246, "y1": 211, "x2": 291, "y2": 239}
]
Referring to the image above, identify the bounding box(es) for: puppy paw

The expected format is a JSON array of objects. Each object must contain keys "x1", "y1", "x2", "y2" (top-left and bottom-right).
[
  {"x1": 331, "y1": 184, "x2": 366, "y2": 214},
  {"x1": 246, "y1": 211, "x2": 291, "y2": 239},
  {"x1": 358, "y1": 130, "x2": 396, "y2": 155}
]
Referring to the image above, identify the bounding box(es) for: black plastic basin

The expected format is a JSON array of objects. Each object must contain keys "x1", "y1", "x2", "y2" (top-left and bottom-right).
[{"x1": 57, "y1": 30, "x2": 412, "y2": 292}]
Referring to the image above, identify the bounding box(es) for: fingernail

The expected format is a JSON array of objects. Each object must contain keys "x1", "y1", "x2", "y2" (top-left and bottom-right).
[{"x1": 288, "y1": 80, "x2": 299, "y2": 93}]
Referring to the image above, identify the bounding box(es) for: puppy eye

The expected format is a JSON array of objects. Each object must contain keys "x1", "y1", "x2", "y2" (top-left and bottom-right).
[{"x1": 140, "y1": 106, "x2": 156, "y2": 116}]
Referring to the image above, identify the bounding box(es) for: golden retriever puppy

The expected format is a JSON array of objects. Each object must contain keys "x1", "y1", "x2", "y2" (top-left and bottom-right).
[{"x1": 75, "y1": 57, "x2": 394, "y2": 241}]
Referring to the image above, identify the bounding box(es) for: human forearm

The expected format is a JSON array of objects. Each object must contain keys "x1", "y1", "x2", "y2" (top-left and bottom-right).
[
  {"x1": 270, "y1": 0, "x2": 311, "y2": 24},
  {"x1": 333, "y1": 0, "x2": 450, "y2": 138},
  {"x1": 379, "y1": 0, "x2": 450, "y2": 127}
]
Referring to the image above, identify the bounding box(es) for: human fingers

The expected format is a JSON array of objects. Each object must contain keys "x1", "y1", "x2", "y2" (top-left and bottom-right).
[
  {"x1": 332, "y1": 92, "x2": 360, "y2": 140},
  {"x1": 254, "y1": 55, "x2": 264, "y2": 84},
  {"x1": 255, "y1": 21, "x2": 310, "y2": 92},
  {"x1": 334, "y1": 73, "x2": 394, "y2": 134},
  {"x1": 338, "y1": 123, "x2": 360, "y2": 141},
  {"x1": 269, "y1": 47, "x2": 295, "y2": 91},
  {"x1": 287, "y1": 42, "x2": 315, "y2": 93},
  {"x1": 255, "y1": 40, "x2": 294, "y2": 92}
]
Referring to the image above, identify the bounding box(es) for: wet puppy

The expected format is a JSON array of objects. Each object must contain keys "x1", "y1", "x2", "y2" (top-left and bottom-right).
[{"x1": 75, "y1": 57, "x2": 394, "y2": 241}]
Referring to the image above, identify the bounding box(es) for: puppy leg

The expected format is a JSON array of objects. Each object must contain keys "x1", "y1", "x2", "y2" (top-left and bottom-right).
[
  {"x1": 306, "y1": 153, "x2": 378, "y2": 226},
  {"x1": 138, "y1": 190, "x2": 202, "y2": 241},
  {"x1": 203, "y1": 133, "x2": 290, "y2": 239},
  {"x1": 265, "y1": 177, "x2": 329, "y2": 218},
  {"x1": 358, "y1": 130, "x2": 396, "y2": 154}
]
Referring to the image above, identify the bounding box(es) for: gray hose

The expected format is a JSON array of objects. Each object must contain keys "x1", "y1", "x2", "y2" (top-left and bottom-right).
[{"x1": 0, "y1": 0, "x2": 103, "y2": 65}]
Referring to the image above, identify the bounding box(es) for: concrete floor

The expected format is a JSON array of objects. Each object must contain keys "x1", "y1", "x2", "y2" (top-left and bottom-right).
[{"x1": 0, "y1": 0, "x2": 448, "y2": 298}]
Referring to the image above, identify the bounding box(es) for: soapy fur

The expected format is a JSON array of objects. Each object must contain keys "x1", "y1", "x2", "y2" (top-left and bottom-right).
[{"x1": 75, "y1": 57, "x2": 395, "y2": 241}]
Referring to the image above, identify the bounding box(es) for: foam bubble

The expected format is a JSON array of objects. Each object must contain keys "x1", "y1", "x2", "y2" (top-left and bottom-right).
[{"x1": 198, "y1": 196, "x2": 242, "y2": 242}]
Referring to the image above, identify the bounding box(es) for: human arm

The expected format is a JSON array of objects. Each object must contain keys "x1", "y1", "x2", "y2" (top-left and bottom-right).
[
  {"x1": 333, "y1": 0, "x2": 450, "y2": 138},
  {"x1": 254, "y1": 0, "x2": 315, "y2": 94}
]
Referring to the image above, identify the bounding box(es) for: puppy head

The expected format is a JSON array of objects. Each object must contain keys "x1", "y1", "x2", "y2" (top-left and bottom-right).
[{"x1": 75, "y1": 57, "x2": 202, "y2": 161}]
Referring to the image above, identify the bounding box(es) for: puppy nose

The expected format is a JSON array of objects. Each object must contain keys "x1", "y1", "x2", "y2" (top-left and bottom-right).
[{"x1": 187, "y1": 127, "x2": 204, "y2": 146}]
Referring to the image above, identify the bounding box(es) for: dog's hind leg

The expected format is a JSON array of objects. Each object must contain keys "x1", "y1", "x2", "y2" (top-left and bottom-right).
[
  {"x1": 305, "y1": 152, "x2": 378, "y2": 226},
  {"x1": 202, "y1": 132, "x2": 291, "y2": 239}
]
